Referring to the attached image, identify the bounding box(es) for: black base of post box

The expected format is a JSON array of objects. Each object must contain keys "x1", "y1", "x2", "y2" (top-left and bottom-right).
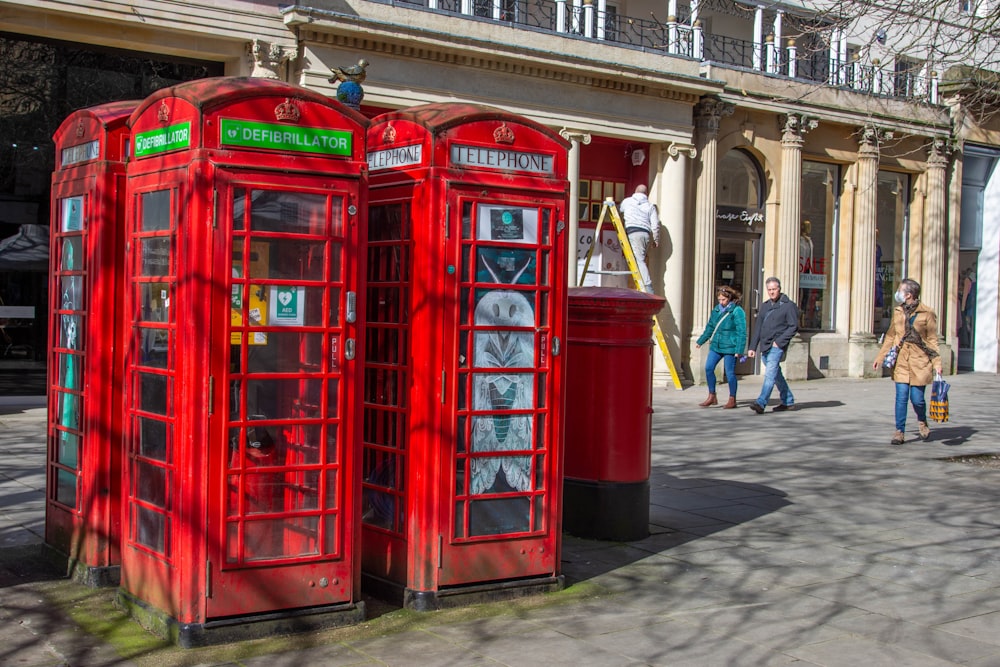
[{"x1": 563, "y1": 477, "x2": 650, "y2": 542}]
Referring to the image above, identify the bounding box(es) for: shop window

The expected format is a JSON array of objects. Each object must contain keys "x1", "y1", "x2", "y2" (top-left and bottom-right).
[
  {"x1": 798, "y1": 162, "x2": 838, "y2": 331},
  {"x1": 874, "y1": 171, "x2": 909, "y2": 335}
]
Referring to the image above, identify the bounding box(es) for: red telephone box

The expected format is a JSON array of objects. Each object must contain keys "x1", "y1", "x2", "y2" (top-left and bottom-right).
[
  {"x1": 46, "y1": 100, "x2": 136, "y2": 586},
  {"x1": 364, "y1": 104, "x2": 569, "y2": 609},
  {"x1": 119, "y1": 78, "x2": 368, "y2": 646}
]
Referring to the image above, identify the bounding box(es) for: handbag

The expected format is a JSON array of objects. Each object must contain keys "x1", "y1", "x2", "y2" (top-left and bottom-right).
[
  {"x1": 883, "y1": 345, "x2": 899, "y2": 369},
  {"x1": 929, "y1": 373, "x2": 950, "y2": 423}
]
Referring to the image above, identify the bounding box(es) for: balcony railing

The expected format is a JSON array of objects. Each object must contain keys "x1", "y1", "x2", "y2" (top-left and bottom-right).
[{"x1": 371, "y1": 0, "x2": 940, "y2": 104}]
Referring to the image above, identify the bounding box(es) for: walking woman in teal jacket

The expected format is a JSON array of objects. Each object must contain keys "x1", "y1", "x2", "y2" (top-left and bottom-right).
[{"x1": 695, "y1": 285, "x2": 748, "y2": 408}]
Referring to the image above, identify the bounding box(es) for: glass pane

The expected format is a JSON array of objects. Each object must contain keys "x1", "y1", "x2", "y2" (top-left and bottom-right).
[
  {"x1": 245, "y1": 332, "x2": 323, "y2": 373},
  {"x1": 138, "y1": 328, "x2": 169, "y2": 368},
  {"x1": 473, "y1": 332, "x2": 534, "y2": 370},
  {"x1": 60, "y1": 276, "x2": 83, "y2": 311},
  {"x1": 57, "y1": 430, "x2": 78, "y2": 468},
  {"x1": 245, "y1": 239, "x2": 326, "y2": 281},
  {"x1": 139, "y1": 283, "x2": 170, "y2": 322},
  {"x1": 363, "y1": 489, "x2": 395, "y2": 530},
  {"x1": 136, "y1": 506, "x2": 166, "y2": 553},
  {"x1": 139, "y1": 238, "x2": 171, "y2": 276},
  {"x1": 56, "y1": 469, "x2": 77, "y2": 507},
  {"x1": 323, "y1": 514, "x2": 338, "y2": 554},
  {"x1": 56, "y1": 391, "x2": 80, "y2": 432},
  {"x1": 135, "y1": 460, "x2": 167, "y2": 507},
  {"x1": 232, "y1": 189, "x2": 245, "y2": 231},
  {"x1": 140, "y1": 190, "x2": 171, "y2": 232},
  {"x1": 249, "y1": 190, "x2": 327, "y2": 235},
  {"x1": 454, "y1": 501, "x2": 465, "y2": 538},
  {"x1": 58, "y1": 352, "x2": 81, "y2": 390},
  {"x1": 541, "y1": 208, "x2": 551, "y2": 244},
  {"x1": 60, "y1": 196, "x2": 84, "y2": 232},
  {"x1": 137, "y1": 372, "x2": 168, "y2": 415},
  {"x1": 469, "y1": 497, "x2": 530, "y2": 536},
  {"x1": 476, "y1": 248, "x2": 537, "y2": 285},
  {"x1": 533, "y1": 495, "x2": 544, "y2": 531},
  {"x1": 245, "y1": 379, "x2": 323, "y2": 421},
  {"x1": 799, "y1": 161, "x2": 838, "y2": 331},
  {"x1": 326, "y1": 424, "x2": 338, "y2": 464},
  {"x1": 137, "y1": 417, "x2": 168, "y2": 461},
  {"x1": 535, "y1": 454, "x2": 545, "y2": 489},
  {"x1": 244, "y1": 517, "x2": 319, "y2": 561},
  {"x1": 59, "y1": 315, "x2": 82, "y2": 350},
  {"x1": 60, "y1": 237, "x2": 83, "y2": 271}
]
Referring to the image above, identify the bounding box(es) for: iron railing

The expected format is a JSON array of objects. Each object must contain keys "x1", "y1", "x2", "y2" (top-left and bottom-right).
[{"x1": 370, "y1": 0, "x2": 940, "y2": 104}]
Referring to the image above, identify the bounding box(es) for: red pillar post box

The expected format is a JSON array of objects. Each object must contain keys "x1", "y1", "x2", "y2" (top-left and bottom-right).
[
  {"x1": 364, "y1": 104, "x2": 569, "y2": 610},
  {"x1": 46, "y1": 101, "x2": 136, "y2": 585},
  {"x1": 118, "y1": 78, "x2": 368, "y2": 646},
  {"x1": 563, "y1": 287, "x2": 664, "y2": 541}
]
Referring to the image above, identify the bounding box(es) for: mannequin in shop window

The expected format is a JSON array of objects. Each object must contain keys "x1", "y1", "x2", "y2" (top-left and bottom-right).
[{"x1": 798, "y1": 220, "x2": 817, "y2": 328}]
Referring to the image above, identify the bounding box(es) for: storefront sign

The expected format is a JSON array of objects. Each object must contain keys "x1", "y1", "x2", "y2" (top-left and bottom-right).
[
  {"x1": 450, "y1": 144, "x2": 554, "y2": 174},
  {"x1": 135, "y1": 122, "x2": 191, "y2": 158},
  {"x1": 800, "y1": 273, "x2": 827, "y2": 289},
  {"x1": 368, "y1": 144, "x2": 423, "y2": 171},
  {"x1": 716, "y1": 207, "x2": 764, "y2": 227},
  {"x1": 61, "y1": 140, "x2": 100, "y2": 167},
  {"x1": 220, "y1": 119, "x2": 352, "y2": 156}
]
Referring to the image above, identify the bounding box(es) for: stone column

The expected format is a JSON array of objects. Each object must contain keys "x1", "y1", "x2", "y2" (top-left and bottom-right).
[
  {"x1": 777, "y1": 113, "x2": 815, "y2": 299},
  {"x1": 690, "y1": 96, "x2": 733, "y2": 383},
  {"x1": 652, "y1": 141, "x2": 696, "y2": 384},
  {"x1": 922, "y1": 136, "x2": 949, "y2": 322},
  {"x1": 849, "y1": 125, "x2": 882, "y2": 377},
  {"x1": 560, "y1": 129, "x2": 592, "y2": 287},
  {"x1": 908, "y1": 172, "x2": 926, "y2": 279}
]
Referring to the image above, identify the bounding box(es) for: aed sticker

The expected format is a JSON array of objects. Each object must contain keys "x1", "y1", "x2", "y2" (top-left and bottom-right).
[{"x1": 269, "y1": 286, "x2": 305, "y2": 326}]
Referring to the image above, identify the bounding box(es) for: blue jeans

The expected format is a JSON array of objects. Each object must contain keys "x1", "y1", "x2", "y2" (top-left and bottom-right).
[
  {"x1": 895, "y1": 383, "x2": 927, "y2": 431},
  {"x1": 705, "y1": 349, "x2": 737, "y2": 396},
  {"x1": 756, "y1": 345, "x2": 793, "y2": 407}
]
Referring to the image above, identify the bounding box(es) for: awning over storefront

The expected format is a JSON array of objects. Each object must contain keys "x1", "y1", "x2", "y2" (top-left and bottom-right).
[{"x1": 0, "y1": 224, "x2": 49, "y2": 272}]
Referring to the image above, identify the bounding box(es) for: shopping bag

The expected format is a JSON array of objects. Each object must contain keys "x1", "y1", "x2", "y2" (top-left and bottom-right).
[
  {"x1": 929, "y1": 374, "x2": 950, "y2": 423},
  {"x1": 883, "y1": 345, "x2": 898, "y2": 369}
]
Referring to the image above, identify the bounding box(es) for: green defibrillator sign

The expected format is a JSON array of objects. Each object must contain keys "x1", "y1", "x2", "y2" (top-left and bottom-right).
[{"x1": 220, "y1": 119, "x2": 352, "y2": 156}]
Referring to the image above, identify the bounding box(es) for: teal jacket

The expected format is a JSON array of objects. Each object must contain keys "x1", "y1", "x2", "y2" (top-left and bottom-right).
[{"x1": 696, "y1": 303, "x2": 747, "y2": 355}]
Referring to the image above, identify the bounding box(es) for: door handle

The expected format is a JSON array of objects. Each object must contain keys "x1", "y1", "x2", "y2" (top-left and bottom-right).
[
  {"x1": 345, "y1": 291, "x2": 357, "y2": 323},
  {"x1": 344, "y1": 338, "x2": 356, "y2": 361}
]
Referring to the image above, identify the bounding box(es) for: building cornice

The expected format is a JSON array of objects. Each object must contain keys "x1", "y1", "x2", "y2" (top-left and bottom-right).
[{"x1": 284, "y1": 5, "x2": 721, "y2": 105}]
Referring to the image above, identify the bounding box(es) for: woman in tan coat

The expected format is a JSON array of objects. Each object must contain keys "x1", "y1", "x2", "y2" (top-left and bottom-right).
[{"x1": 873, "y1": 279, "x2": 944, "y2": 445}]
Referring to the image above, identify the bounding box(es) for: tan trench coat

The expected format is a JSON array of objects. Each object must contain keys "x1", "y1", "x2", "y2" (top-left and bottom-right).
[{"x1": 875, "y1": 302, "x2": 944, "y2": 386}]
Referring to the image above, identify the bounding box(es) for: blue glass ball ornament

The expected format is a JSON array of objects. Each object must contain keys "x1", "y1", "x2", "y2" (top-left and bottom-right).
[{"x1": 336, "y1": 81, "x2": 364, "y2": 108}]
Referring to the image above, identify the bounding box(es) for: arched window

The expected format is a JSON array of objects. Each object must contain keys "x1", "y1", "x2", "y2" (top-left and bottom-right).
[{"x1": 717, "y1": 149, "x2": 764, "y2": 209}]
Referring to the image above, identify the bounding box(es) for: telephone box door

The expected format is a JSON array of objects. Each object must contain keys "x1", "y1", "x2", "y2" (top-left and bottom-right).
[
  {"x1": 442, "y1": 188, "x2": 565, "y2": 584},
  {"x1": 206, "y1": 171, "x2": 362, "y2": 617}
]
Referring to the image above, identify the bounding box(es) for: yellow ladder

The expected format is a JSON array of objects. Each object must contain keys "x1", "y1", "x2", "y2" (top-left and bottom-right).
[{"x1": 578, "y1": 197, "x2": 682, "y2": 390}]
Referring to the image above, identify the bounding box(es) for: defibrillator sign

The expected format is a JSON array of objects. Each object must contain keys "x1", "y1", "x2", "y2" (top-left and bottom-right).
[{"x1": 220, "y1": 118, "x2": 352, "y2": 156}]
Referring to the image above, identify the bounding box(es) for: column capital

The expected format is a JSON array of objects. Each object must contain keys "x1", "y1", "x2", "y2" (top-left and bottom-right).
[
  {"x1": 559, "y1": 129, "x2": 592, "y2": 145},
  {"x1": 927, "y1": 135, "x2": 952, "y2": 167},
  {"x1": 694, "y1": 95, "x2": 734, "y2": 136},
  {"x1": 858, "y1": 124, "x2": 893, "y2": 156},
  {"x1": 780, "y1": 113, "x2": 817, "y2": 145},
  {"x1": 667, "y1": 141, "x2": 697, "y2": 159}
]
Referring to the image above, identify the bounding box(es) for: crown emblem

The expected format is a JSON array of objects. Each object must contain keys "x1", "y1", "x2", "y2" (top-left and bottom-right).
[
  {"x1": 493, "y1": 123, "x2": 515, "y2": 145},
  {"x1": 381, "y1": 123, "x2": 397, "y2": 144},
  {"x1": 75, "y1": 119, "x2": 86, "y2": 139},
  {"x1": 275, "y1": 98, "x2": 301, "y2": 122},
  {"x1": 157, "y1": 101, "x2": 170, "y2": 123}
]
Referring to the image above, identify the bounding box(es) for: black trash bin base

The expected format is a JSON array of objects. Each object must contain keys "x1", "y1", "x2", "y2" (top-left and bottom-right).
[{"x1": 563, "y1": 477, "x2": 649, "y2": 542}]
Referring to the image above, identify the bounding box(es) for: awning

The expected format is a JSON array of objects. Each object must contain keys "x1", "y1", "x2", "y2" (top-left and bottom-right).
[{"x1": 0, "y1": 224, "x2": 49, "y2": 272}]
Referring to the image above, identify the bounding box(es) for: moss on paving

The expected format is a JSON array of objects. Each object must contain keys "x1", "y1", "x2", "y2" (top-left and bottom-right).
[{"x1": 12, "y1": 546, "x2": 611, "y2": 667}]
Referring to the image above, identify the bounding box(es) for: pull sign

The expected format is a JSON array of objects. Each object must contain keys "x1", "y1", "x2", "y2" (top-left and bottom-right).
[
  {"x1": 345, "y1": 338, "x2": 356, "y2": 361},
  {"x1": 345, "y1": 291, "x2": 357, "y2": 323},
  {"x1": 552, "y1": 336, "x2": 561, "y2": 357}
]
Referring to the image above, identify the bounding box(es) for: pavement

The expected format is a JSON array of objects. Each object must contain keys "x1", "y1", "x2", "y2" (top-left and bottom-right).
[{"x1": 2, "y1": 373, "x2": 1000, "y2": 666}]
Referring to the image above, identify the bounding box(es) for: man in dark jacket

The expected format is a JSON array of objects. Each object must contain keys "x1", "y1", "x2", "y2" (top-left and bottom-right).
[{"x1": 747, "y1": 277, "x2": 798, "y2": 413}]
